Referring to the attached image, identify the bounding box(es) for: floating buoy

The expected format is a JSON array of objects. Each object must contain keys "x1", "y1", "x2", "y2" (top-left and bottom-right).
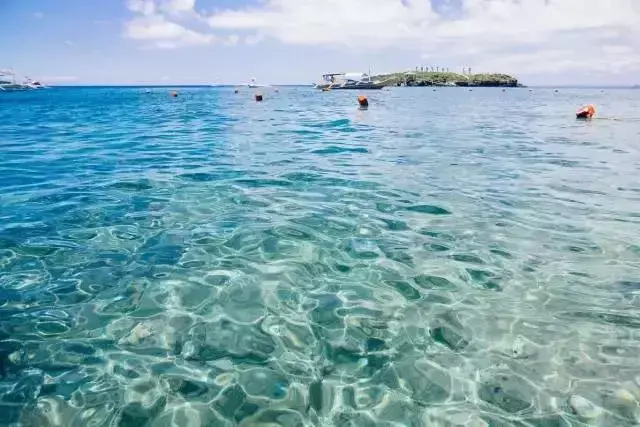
[
  {"x1": 576, "y1": 104, "x2": 596, "y2": 119},
  {"x1": 357, "y1": 95, "x2": 368, "y2": 109},
  {"x1": 554, "y1": 89, "x2": 559, "y2": 93},
  {"x1": 234, "y1": 89, "x2": 239, "y2": 94},
  {"x1": 171, "y1": 91, "x2": 178, "y2": 97},
  {"x1": 255, "y1": 93, "x2": 263, "y2": 102}
]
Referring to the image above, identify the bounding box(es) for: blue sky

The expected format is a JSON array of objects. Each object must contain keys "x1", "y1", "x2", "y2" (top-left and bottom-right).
[{"x1": 2, "y1": 0, "x2": 639, "y2": 85}]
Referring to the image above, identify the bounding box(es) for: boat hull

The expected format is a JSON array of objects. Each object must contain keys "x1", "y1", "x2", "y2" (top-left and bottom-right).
[
  {"x1": 0, "y1": 84, "x2": 31, "y2": 92},
  {"x1": 332, "y1": 84, "x2": 385, "y2": 90},
  {"x1": 315, "y1": 83, "x2": 386, "y2": 90}
]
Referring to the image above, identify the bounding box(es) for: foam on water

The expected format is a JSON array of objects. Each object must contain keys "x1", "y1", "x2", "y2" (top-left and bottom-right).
[{"x1": 1, "y1": 87, "x2": 640, "y2": 426}]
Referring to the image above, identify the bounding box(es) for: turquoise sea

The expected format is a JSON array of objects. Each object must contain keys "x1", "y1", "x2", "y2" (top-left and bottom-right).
[{"x1": 1, "y1": 86, "x2": 640, "y2": 426}]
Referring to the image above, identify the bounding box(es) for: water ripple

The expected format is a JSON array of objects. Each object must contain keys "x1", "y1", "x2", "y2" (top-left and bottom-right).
[{"x1": 1, "y1": 87, "x2": 640, "y2": 426}]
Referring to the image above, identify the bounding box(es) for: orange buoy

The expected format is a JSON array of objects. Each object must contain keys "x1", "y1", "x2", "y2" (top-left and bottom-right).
[
  {"x1": 576, "y1": 104, "x2": 596, "y2": 119},
  {"x1": 255, "y1": 93, "x2": 263, "y2": 102},
  {"x1": 171, "y1": 91, "x2": 178, "y2": 97},
  {"x1": 358, "y1": 95, "x2": 368, "y2": 108}
]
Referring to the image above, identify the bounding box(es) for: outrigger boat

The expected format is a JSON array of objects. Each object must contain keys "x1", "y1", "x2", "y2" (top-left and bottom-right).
[
  {"x1": 314, "y1": 72, "x2": 387, "y2": 90},
  {"x1": 0, "y1": 69, "x2": 29, "y2": 92},
  {"x1": 0, "y1": 70, "x2": 48, "y2": 92}
]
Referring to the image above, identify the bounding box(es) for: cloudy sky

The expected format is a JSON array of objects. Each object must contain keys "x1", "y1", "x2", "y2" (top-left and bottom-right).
[{"x1": 2, "y1": 0, "x2": 639, "y2": 85}]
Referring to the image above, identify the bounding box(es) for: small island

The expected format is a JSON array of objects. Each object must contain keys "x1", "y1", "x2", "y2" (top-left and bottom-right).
[{"x1": 374, "y1": 71, "x2": 521, "y2": 87}]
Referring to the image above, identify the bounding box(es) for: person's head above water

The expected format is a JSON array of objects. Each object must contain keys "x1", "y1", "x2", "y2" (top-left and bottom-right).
[{"x1": 576, "y1": 104, "x2": 596, "y2": 119}]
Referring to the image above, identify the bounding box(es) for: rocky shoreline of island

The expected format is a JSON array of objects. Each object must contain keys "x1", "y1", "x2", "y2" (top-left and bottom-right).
[{"x1": 374, "y1": 71, "x2": 522, "y2": 88}]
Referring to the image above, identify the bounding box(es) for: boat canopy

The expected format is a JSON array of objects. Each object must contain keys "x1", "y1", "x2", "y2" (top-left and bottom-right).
[
  {"x1": 344, "y1": 72, "x2": 369, "y2": 81},
  {"x1": 322, "y1": 72, "x2": 371, "y2": 82}
]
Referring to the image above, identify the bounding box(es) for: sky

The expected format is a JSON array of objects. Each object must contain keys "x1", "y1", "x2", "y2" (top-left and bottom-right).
[{"x1": 1, "y1": 0, "x2": 639, "y2": 86}]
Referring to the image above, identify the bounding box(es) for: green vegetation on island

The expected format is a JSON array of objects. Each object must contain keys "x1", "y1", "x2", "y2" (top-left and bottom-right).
[{"x1": 374, "y1": 71, "x2": 520, "y2": 87}]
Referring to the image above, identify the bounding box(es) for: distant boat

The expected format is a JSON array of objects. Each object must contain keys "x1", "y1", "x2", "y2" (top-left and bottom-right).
[
  {"x1": 23, "y1": 77, "x2": 48, "y2": 89},
  {"x1": 243, "y1": 78, "x2": 269, "y2": 88},
  {"x1": 0, "y1": 69, "x2": 30, "y2": 92},
  {"x1": 0, "y1": 70, "x2": 48, "y2": 92},
  {"x1": 314, "y1": 72, "x2": 387, "y2": 90}
]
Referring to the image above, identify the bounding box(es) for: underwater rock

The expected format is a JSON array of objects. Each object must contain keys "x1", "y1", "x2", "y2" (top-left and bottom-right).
[{"x1": 568, "y1": 394, "x2": 602, "y2": 421}]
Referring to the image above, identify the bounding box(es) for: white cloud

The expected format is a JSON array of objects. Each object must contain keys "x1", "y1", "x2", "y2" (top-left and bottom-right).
[
  {"x1": 206, "y1": 0, "x2": 437, "y2": 47},
  {"x1": 203, "y1": 0, "x2": 640, "y2": 74},
  {"x1": 245, "y1": 34, "x2": 265, "y2": 46},
  {"x1": 65, "y1": 40, "x2": 76, "y2": 46},
  {"x1": 33, "y1": 12, "x2": 44, "y2": 19},
  {"x1": 121, "y1": 0, "x2": 640, "y2": 76},
  {"x1": 224, "y1": 34, "x2": 240, "y2": 46},
  {"x1": 125, "y1": 14, "x2": 214, "y2": 47},
  {"x1": 127, "y1": 0, "x2": 156, "y2": 16},
  {"x1": 160, "y1": 0, "x2": 195, "y2": 14},
  {"x1": 124, "y1": 0, "x2": 214, "y2": 48},
  {"x1": 127, "y1": 15, "x2": 185, "y2": 40},
  {"x1": 127, "y1": 0, "x2": 195, "y2": 15}
]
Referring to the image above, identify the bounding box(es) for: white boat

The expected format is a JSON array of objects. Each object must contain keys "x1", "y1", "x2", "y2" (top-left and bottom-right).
[
  {"x1": 0, "y1": 69, "x2": 30, "y2": 92},
  {"x1": 0, "y1": 70, "x2": 48, "y2": 91},
  {"x1": 23, "y1": 77, "x2": 48, "y2": 89},
  {"x1": 244, "y1": 77, "x2": 269, "y2": 88},
  {"x1": 314, "y1": 72, "x2": 387, "y2": 90}
]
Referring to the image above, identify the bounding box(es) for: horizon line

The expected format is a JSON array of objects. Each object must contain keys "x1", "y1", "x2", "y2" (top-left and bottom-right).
[{"x1": 41, "y1": 84, "x2": 640, "y2": 89}]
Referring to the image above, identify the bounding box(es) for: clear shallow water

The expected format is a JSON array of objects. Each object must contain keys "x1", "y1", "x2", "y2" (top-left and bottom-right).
[{"x1": 1, "y1": 86, "x2": 640, "y2": 426}]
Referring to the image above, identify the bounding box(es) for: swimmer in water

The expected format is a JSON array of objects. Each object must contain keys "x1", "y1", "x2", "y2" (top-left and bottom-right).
[
  {"x1": 358, "y1": 95, "x2": 369, "y2": 110},
  {"x1": 576, "y1": 104, "x2": 595, "y2": 119}
]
